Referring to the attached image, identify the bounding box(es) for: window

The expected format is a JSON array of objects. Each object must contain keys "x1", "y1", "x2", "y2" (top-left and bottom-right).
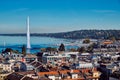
[{"x1": 31, "y1": 58, "x2": 35, "y2": 60}]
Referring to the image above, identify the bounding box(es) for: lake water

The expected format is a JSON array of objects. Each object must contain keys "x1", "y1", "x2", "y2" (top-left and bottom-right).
[{"x1": 0, "y1": 36, "x2": 78, "y2": 53}]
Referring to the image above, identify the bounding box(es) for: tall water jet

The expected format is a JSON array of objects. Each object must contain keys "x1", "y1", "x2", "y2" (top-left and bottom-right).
[{"x1": 27, "y1": 16, "x2": 31, "y2": 53}]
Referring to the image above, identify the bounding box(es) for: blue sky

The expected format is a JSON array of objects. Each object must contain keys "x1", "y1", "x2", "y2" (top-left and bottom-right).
[{"x1": 0, "y1": 0, "x2": 120, "y2": 33}]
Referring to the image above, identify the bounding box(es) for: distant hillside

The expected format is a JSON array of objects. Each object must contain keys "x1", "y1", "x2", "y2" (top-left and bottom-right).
[{"x1": 0, "y1": 30, "x2": 120, "y2": 39}]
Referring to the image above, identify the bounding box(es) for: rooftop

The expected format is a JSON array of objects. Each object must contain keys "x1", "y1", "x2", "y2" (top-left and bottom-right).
[{"x1": 24, "y1": 54, "x2": 37, "y2": 58}]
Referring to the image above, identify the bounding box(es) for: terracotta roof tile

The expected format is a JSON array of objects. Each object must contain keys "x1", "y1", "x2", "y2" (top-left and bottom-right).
[{"x1": 38, "y1": 68, "x2": 98, "y2": 76}]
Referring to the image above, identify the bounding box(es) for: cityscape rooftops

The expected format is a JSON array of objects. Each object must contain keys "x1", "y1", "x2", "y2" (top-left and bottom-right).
[
  {"x1": 102, "y1": 40, "x2": 113, "y2": 45},
  {"x1": 24, "y1": 54, "x2": 37, "y2": 58},
  {"x1": 37, "y1": 68, "x2": 100, "y2": 80}
]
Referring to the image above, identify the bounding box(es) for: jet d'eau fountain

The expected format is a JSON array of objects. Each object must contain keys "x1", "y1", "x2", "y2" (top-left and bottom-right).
[{"x1": 26, "y1": 16, "x2": 31, "y2": 53}]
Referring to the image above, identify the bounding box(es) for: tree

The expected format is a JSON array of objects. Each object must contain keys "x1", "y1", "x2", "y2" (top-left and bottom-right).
[
  {"x1": 40, "y1": 48, "x2": 46, "y2": 52},
  {"x1": 51, "y1": 47, "x2": 57, "y2": 51},
  {"x1": 109, "y1": 36, "x2": 116, "y2": 42},
  {"x1": 46, "y1": 47, "x2": 52, "y2": 52},
  {"x1": 4, "y1": 48, "x2": 13, "y2": 53},
  {"x1": 13, "y1": 50, "x2": 19, "y2": 54},
  {"x1": 87, "y1": 45, "x2": 93, "y2": 53},
  {"x1": 86, "y1": 43, "x2": 97, "y2": 53},
  {"x1": 58, "y1": 43, "x2": 65, "y2": 51},
  {"x1": 22, "y1": 45, "x2": 26, "y2": 56},
  {"x1": 69, "y1": 48, "x2": 77, "y2": 52},
  {"x1": 83, "y1": 38, "x2": 90, "y2": 44},
  {"x1": 77, "y1": 47, "x2": 86, "y2": 53},
  {"x1": 46, "y1": 47, "x2": 57, "y2": 52}
]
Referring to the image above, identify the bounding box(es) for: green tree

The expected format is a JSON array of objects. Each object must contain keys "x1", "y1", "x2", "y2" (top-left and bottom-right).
[
  {"x1": 58, "y1": 43, "x2": 65, "y2": 51},
  {"x1": 22, "y1": 45, "x2": 26, "y2": 56}
]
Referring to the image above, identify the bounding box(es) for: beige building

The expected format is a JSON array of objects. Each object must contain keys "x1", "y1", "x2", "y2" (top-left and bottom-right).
[
  {"x1": 0, "y1": 73, "x2": 11, "y2": 80},
  {"x1": 0, "y1": 62, "x2": 13, "y2": 72}
]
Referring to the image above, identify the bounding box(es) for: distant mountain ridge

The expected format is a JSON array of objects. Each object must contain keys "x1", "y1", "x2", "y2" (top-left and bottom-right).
[{"x1": 0, "y1": 30, "x2": 120, "y2": 39}]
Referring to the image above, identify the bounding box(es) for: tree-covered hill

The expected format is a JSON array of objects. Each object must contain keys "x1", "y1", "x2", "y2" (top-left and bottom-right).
[
  {"x1": 0, "y1": 30, "x2": 120, "y2": 39},
  {"x1": 33, "y1": 30, "x2": 120, "y2": 39}
]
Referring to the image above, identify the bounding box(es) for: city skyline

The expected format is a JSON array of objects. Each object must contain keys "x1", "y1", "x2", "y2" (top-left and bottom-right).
[{"x1": 0, "y1": 0, "x2": 120, "y2": 33}]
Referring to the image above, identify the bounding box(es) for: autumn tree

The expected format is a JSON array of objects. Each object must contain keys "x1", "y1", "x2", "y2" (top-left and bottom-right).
[
  {"x1": 69, "y1": 48, "x2": 77, "y2": 52},
  {"x1": 83, "y1": 38, "x2": 90, "y2": 44},
  {"x1": 40, "y1": 48, "x2": 46, "y2": 52},
  {"x1": 77, "y1": 47, "x2": 86, "y2": 53},
  {"x1": 109, "y1": 36, "x2": 116, "y2": 42},
  {"x1": 46, "y1": 47, "x2": 57, "y2": 52}
]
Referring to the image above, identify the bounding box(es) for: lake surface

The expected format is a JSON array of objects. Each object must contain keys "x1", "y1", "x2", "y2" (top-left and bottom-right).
[{"x1": 0, "y1": 36, "x2": 79, "y2": 53}]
